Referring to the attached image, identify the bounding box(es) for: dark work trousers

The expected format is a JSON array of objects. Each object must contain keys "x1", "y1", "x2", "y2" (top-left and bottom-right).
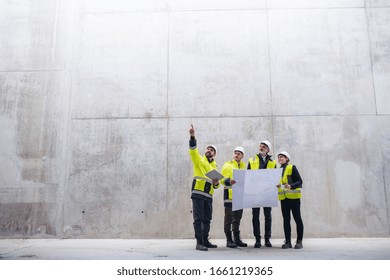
[
  {"x1": 252, "y1": 207, "x2": 272, "y2": 238},
  {"x1": 224, "y1": 205, "x2": 243, "y2": 234},
  {"x1": 281, "y1": 199, "x2": 304, "y2": 242},
  {"x1": 192, "y1": 197, "x2": 213, "y2": 242}
]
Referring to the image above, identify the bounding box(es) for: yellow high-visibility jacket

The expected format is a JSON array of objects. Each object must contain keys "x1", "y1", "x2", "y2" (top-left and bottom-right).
[
  {"x1": 220, "y1": 159, "x2": 246, "y2": 206},
  {"x1": 189, "y1": 147, "x2": 219, "y2": 199}
]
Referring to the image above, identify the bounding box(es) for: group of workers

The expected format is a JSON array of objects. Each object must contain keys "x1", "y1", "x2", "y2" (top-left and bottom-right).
[{"x1": 188, "y1": 124, "x2": 304, "y2": 251}]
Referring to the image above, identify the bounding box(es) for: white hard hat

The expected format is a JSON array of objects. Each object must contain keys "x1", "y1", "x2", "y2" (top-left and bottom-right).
[
  {"x1": 206, "y1": 145, "x2": 217, "y2": 154},
  {"x1": 234, "y1": 146, "x2": 245, "y2": 155},
  {"x1": 260, "y1": 140, "x2": 272, "y2": 152},
  {"x1": 277, "y1": 151, "x2": 291, "y2": 161}
]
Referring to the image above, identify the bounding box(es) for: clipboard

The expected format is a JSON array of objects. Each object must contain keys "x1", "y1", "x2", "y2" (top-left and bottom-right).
[{"x1": 205, "y1": 169, "x2": 224, "y2": 181}]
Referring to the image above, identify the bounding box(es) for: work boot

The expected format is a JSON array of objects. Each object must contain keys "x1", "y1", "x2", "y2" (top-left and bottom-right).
[
  {"x1": 254, "y1": 236, "x2": 261, "y2": 248},
  {"x1": 233, "y1": 231, "x2": 247, "y2": 247},
  {"x1": 264, "y1": 237, "x2": 272, "y2": 247},
  {"x1": 203, "y1": 239, "x2": 218, "y2": 248},
  {"x1": 226, "y1": 233, "x2": 237, "y2": 248},
  {"x1": 294, "y1": 240, "x2": 303, "y2": 249},
  {"x1": 196, "y1": 240, "x2": 208, "y2": 251},
  {"x1": 281, "y1": 240, "x2": 292, "y2": 249}
]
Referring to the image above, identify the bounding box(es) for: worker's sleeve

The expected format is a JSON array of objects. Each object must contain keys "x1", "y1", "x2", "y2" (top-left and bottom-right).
[
  {"x1": 220, "y1": 163, "x2": 232, "y2": 186},
  {"x1": 189, "y1": 136, "x2": 203, "y2": 165},
  {"x1": 189, "y1": 135, "x2": 196, "y2": 149},
  {"x1": 290, "y1": 165, "x2": 303, "y2": 189},
  {"x1": 189, "y1": 148, "x2": 202, "y2": 166}
]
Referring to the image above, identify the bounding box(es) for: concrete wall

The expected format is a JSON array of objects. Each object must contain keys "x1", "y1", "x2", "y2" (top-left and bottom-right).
[{"x1": 0, "y1": 0, "x2": 389, "y2": 239}]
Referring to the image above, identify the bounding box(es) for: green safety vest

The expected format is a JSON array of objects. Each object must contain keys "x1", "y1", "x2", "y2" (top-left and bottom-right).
[{"x1": 278, "y1": 164, "x2": 302, "y2": 200}]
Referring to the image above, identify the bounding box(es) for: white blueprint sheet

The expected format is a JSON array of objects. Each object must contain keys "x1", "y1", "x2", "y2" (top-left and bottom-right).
[{"x1": 232, "y1": 169, "x2": 282, "y2": 211}]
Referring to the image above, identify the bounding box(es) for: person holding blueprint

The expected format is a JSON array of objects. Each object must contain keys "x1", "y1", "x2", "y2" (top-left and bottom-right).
[
  {"x1": 276, "y1": 151, "x2": 304, "y2": 249},
  {"x1": 247, "y1": 140, "x2": 277, "y2": 248},
  {"x1": 220, "y1": 146, "x2": 247, "y2": 248}
]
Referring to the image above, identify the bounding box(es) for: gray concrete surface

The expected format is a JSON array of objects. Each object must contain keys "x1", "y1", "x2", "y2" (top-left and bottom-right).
[
  {"x1": 1, "y1": 238, "x2": 389, "y2": 260},
  {"x1": 1, "y1": 1, "x2": 390, "y2": 240}
]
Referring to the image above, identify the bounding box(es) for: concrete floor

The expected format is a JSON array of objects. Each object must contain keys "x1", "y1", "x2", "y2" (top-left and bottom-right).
[{"x1": 0, "y1": 238, "x2": 389, "y2": 260}]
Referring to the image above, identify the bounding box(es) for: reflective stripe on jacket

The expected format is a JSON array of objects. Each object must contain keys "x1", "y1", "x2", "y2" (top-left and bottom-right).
[
  {"x1": 278, "y1": 164, "x2": 302, "y2": 200},
  {"x1": 220, "y1": 159, "x2": 246, "y2": 206},
  {"x1": 189, "y1": 147, "x2": 219, "y2": 198}
]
